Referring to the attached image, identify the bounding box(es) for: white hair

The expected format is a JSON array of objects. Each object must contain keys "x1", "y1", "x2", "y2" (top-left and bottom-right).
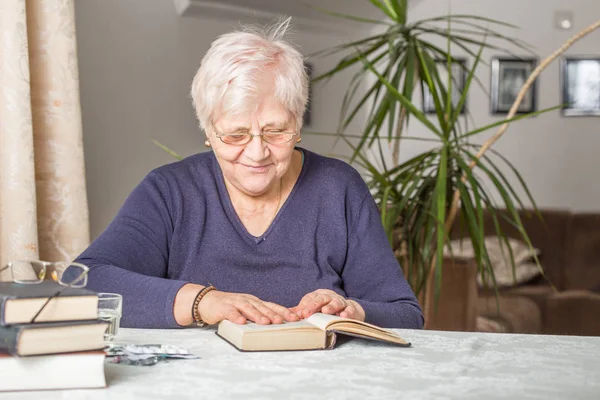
[{"x1": 190, "y1": 17, "x2": 309, "y2": 132}]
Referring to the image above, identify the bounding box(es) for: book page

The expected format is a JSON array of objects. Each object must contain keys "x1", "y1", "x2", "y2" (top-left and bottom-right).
[
  {"x1": 220, "y1": 319, "x2": 319, "y2": 333},
  {"x1": 306, "y1": 313, "x2": 408, "y2": 344},
  {"x1": 305, "y1": 313, "x2": 350, "y2": 331}
]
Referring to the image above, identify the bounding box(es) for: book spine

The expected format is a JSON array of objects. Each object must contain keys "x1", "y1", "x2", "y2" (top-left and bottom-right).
[
  {"x1": 0, "y1": 296, "x2": 7, "y2": 326},
  {"x1": 0, "y1": 326, "x2": 18, "y2": 355},
  {"x1": 325, "y1": 331, "x2": 336, "y2": 350}
]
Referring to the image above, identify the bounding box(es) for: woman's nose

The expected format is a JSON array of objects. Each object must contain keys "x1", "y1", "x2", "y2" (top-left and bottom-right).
[{"x1": 244, "y1": 134, "x2": 268, "y2": 160}]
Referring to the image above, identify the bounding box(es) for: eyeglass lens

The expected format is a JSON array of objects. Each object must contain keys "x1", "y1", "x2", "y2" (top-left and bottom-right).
[
  {"x1": 8, "y1": 260, "x2": 87, "y2": 287},
  {"x1": 10, "y1": 261, "x2": 46, "y2": 284}
]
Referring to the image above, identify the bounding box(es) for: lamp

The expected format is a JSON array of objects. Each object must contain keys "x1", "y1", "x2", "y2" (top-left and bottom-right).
[{"x1": 555, "y1": 10, "x2": 574, "y2": 30}]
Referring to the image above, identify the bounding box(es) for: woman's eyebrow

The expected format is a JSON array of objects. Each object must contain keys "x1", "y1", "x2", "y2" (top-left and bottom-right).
[
  {"x1": 261, "y1": 121, "x2": 290, "y2": 128},
  {"x1": 218, "y1": 121, "x2": 291, "y2": 131},
  {"x1": 218, "y1": 125, "x2": 250, "y2": 132}
]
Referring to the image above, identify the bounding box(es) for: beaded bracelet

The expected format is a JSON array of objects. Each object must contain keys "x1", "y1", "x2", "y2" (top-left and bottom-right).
[{"x1": 191, "y1": 285, "x2": 216, "y2": 327}]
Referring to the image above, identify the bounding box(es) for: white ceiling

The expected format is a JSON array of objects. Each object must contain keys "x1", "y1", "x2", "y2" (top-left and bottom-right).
[
  {"x1": 212, "y1": 0, "x2": 386, "y2": 20},
  {"x1": 173, "y1": 0, "x2": 424, "y2": 33}
]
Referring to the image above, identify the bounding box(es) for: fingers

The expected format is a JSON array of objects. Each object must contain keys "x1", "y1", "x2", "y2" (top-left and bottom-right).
[
  {"x1": 307, "y1": 295, "x2": 344, "y2": 317},
  {"x1": 293, "y1": 292, "x2": 320, "y2": 318},
  {"x1": 224, "y1": 296, "x2": 296, "y2": 325},
  {"x1": 321, "y1": 297, "x2": 347, "y2": 315},
  {"x1": 338, "y1": 305, "x2": 355, "y2": 319},
  {"x1": 294, "y1": 290, "x2": 348, "y2": 319},
  {"x1": 225, "y1": 308, "x2": 247, "y2": 325},
  {"x1": 338, "y1": 300, "x2": 365, "y2": 321},
  {"x1": 264, "y1": 302, "x2": 299, "y2": 322},
  {"x1": 205, "y1": 291, "x2": 342, "y2": 326},
  {"x1": 251, "y1": 302, "x2": 285, "y2": 324},
  {"x1": 236, "y1": 302, "x2": 273, "y2": 325}
]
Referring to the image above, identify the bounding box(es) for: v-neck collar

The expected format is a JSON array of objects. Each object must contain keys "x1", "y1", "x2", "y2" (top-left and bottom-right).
[{"x1": 213, "y1": 148, "x2": 309, "y2": 245}]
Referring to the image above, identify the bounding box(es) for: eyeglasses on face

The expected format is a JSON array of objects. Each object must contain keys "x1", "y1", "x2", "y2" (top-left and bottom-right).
[{"x1": 211, "y1": 124, "x2": 298, "y2": 145}]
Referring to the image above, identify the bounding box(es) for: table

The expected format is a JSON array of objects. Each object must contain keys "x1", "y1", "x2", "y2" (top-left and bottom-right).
[{"x1": 10, "y1": 327, "x2": 600, "y2": 399}]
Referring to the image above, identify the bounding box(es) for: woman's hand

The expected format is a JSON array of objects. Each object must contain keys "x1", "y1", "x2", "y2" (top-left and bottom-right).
[
  {"x1": 198, "y1": 290, "x2": 300, "y2": 325},
  {"x1": 290, "y1": 289, "x2": 366, "y2": 321}
]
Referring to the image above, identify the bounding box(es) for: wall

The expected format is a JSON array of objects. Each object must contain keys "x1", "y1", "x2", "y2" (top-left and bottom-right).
[
  {"x1": 74, "y1": 0, "x2": 367, "y2": 239},
  {"x1": 387, "y1": 0, "x2": 600, "y2": 212},
  {"x1": 76, "y1": 0, "x2": 599, "y2": 239}
]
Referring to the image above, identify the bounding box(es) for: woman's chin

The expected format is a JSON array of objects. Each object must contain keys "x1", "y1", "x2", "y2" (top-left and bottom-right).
[{"x1": 238, "y1": 178, "x2": 276, "y2": 197}]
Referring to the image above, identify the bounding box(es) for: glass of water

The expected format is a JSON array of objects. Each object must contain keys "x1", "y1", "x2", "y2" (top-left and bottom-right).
[{"x1": 97, "y1": 293, "x2": 122, "y2": 342}]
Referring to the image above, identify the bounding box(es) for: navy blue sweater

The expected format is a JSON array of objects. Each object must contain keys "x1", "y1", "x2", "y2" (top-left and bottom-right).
[{"x1": 76, "y1": 149, "x2": 423, "y2": 329}]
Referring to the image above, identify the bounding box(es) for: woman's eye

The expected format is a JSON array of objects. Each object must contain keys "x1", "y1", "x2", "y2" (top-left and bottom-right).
[{"x1": 229, "y1": 134, "x2": 246, "y2": 140}]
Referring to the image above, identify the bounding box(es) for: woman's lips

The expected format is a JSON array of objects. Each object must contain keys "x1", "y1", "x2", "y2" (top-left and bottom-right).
[{"x1": 242, "y1": 163, "x2": 272, "y2": 173}]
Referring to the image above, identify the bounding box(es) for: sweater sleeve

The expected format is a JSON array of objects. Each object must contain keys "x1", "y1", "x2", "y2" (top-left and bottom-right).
[
  {"x1": 342, "y1": 194, "x2": 424, "y2": 329},
  {"x1": 75, "y1": 171, "x2": 188, "y2": 328}
]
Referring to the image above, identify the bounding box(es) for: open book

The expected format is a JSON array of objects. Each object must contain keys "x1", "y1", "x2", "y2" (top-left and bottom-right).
[{"x1": 216, "y1": 313, "x2": 411, "y2": 352}]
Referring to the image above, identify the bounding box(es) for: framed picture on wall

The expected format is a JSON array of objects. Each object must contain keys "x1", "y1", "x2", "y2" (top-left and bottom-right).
[
  {"x1": 422, "y1": 58, "x2": 467, "y2": 114},
  {"x1": 490, "y1": 58, "x2": 538, "y2": 114},
  {"x1": 303, "y1": 62, "x2": 313, "y2": 127},
  {"x1": 561, "y1": 57, "x2": 600, "y2": 116}
]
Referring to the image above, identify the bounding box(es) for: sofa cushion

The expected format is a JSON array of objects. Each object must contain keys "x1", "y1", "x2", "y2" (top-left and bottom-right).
[
  {"x1": 451, "y1": 209, "x2": 571, "y2": 290},
  {"x1": 476, "y1": 316, "x2": 508, "y2": 333},
  {"x1": 445, "y1": 236, "x2": 541, "y2": 287},
  {"x1": 478, "y1": 295, "x2": 542, "y2": 334}
]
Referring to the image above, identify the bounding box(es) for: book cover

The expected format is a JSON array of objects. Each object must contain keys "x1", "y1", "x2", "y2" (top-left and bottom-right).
[
  {"x1": 0, "y1": 281, "x2": 98, "y2": 325},
  {"x1": 0, "y1": 320, "x2": 108, "y2": 356}
]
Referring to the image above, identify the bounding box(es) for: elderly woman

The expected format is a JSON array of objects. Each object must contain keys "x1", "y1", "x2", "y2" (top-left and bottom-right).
[{"x1": 76, "y1": 19, "x2": 423, "y2": 329}]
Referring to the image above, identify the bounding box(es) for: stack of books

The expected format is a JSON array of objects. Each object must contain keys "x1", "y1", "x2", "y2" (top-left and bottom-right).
[{"x1": 0, "y1": 281, "x2": 108, "y2": 392}]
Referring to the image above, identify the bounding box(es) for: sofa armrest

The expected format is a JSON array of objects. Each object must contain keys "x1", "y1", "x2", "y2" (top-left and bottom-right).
[
  {"x1": 544, "y1": 290, "x2": 600, "y2": 336},
  {"x1": 424, "y1": 257, "x2": 478, "y2": 332}
]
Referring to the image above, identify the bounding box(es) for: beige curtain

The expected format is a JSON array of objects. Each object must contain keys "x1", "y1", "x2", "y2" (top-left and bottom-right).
[{"x1": 0, "y1": 0, "x2": 90, "y2": 280}]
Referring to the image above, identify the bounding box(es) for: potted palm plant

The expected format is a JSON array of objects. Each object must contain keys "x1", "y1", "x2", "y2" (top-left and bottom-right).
[{"x1": 308, "y1": 0, "x2": 558, "y2": 312}]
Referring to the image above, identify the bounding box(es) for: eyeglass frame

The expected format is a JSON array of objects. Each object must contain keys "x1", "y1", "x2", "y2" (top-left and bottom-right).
[
  {"x1": 0, "y1": 259, "x2": 89, "y2": 286},
  {"x1": 211, "y1": 122, "x2": 299, "y2": 145},
  {"x1": 0, "y1": 260, "x2": 90, "y2": 323}
]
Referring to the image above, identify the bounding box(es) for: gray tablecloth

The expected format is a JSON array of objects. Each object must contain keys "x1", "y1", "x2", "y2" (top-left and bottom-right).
[{"x1": 9, "y1": 327, "x2": 600, "y2": 399}]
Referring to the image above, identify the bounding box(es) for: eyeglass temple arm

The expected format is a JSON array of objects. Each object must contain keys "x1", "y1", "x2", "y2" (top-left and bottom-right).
[
  {"x1": 29, "y1": 269, "x2": 89, "y2": 323},
  {"x1": 30, "y1": 289, "x2": 63, "y2": 323}
]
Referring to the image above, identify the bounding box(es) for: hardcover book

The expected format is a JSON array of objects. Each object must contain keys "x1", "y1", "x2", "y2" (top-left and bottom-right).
[
  {"x1": 0, "y1": 281, "x2": 98, "y2": 325},
  {"x1": 0, "y1": 320, "x2": 108, "y2": 356},
  {"x1": 216, "y1": 313, "x2": 411, "y2": 352},
  {"x1": 0, "y1": 350, "x2": 106, "y2": 392}
]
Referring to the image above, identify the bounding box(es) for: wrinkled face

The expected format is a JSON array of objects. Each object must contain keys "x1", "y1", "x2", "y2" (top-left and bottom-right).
[{"x1": 208, "y1": 94, "x2": 298, "y2": 197}]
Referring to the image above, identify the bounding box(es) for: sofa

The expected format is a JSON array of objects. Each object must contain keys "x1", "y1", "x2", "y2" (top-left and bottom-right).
[{"x1": 424, "y1": 209, "x2": 600, "y2": 336}]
